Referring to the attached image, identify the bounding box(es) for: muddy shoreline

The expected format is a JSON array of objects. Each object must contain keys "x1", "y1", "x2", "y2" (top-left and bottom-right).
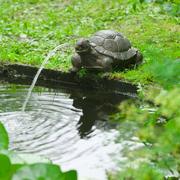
[{"x1": 0, "y1": 63, "x2": 137, "y2": 95}]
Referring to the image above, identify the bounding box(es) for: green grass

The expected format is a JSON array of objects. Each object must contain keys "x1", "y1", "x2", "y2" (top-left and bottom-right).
[{"x1": 0, "y1": 0, "x2": 179, "y2": 85}]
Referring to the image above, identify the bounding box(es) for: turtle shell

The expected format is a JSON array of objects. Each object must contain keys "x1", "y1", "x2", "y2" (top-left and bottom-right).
[{"x1": 89, "y1": 30, "x2": 137, "y2": 60}]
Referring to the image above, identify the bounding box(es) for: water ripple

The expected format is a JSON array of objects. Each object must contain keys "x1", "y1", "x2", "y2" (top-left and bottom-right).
[{"x1": 0, "y1": 83, "x2": 141, "y2": 180}]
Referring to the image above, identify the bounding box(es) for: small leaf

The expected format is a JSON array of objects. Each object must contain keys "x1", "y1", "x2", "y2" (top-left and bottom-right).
[
  {"x1": 0, "y1": 122, "x2": 9, "y2": 149},
  {"x1": 0, "y1": 154, "x2": 11, "y2": 179},
  {"x1": 63, "y1": 170, "x2": 78, "y2": 180},
  {"x1": 12, "y1": 163, "x2": 77, "y2": 180},
  {"x1": 0, "y1": 150, "x2": 51, "y2": 164},
  {"x1": 14, "y1": 153, "x2": 51, "y2": 164}
]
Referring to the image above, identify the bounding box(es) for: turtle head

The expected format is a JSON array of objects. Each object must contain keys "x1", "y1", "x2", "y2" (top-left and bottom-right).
[{"x1": 75, "y1": 38, "x2": 91, "y2": 54}]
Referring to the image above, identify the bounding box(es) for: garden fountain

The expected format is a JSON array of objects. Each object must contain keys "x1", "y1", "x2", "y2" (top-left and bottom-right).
[
  {"x1": 0, "y1": 41, "x2": 141, "y2": 180},
  {"x1": 22, "y1": 43, "x2": 69, "y2": 111}
]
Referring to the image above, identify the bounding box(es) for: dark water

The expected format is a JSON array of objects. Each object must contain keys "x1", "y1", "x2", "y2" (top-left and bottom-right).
[{"x1": 0, "y1": 82, "x2": 141, "y2": 180}]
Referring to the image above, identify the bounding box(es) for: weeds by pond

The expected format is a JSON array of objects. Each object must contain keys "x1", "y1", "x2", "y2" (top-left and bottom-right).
[{"x1": 109, "y1": 87, "x2": 180, "y2": 179}]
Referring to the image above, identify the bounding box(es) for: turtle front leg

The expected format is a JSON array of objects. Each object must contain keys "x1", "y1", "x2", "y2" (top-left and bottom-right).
[
  {"x1": 70, "y1": 53, "x2": 82, "y2": 72},
  {"x1": 100, "y1": 57, "x2": 113, "y2": 72},
  {"x1": 133, "y1": 51, "x2": 143, "y2": 69}
]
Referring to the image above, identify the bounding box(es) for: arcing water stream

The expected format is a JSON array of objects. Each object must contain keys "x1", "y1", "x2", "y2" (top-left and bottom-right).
[{"x1": 22, "y1": 43, "x2": 69, "y2": 111}]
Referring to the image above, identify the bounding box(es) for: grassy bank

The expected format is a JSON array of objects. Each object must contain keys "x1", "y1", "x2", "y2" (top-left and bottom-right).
[{"x1": 0, "y1": 0, "x2": 179, "y2": 84}]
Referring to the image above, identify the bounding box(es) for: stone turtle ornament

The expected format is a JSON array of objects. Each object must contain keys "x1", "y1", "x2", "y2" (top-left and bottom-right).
[{"x1": 71, "y1": 30, "x2": 143, "y2": 72}]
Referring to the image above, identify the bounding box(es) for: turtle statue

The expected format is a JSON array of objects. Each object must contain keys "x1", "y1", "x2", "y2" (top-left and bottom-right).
[{"x1": 71, "y1": 30, "x2": 143, "y2": 72}]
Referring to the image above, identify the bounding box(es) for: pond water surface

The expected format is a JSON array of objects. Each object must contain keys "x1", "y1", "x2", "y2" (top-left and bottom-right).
[{"x1": 0, "y1": 82, "x2": 141, "y2": 180}]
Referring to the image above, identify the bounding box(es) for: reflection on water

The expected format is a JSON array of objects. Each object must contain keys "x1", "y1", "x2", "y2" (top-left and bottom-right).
[{"x1": 0, "y1": 83, "x2": 141, "y2": 180}]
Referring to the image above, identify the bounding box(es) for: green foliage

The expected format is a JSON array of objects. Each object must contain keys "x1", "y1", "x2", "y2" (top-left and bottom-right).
[
  {"x1": 110, "y1": 164, "x2": 164, "y2": 180},
  {"x1": 0, "y1": 122, "x2": 77, "y2": 180},
  {"x1": 147, "y1": 59, "x2": 180, "y2": 89},
  {"x1": 12, "y1": 163, "x2": 77, "y2": 180},
  {"x1": 137, "y1": 0, "x2": 180, "y2": 17},
  {"x1": 0, "y1": 154, "x2": 22, "y2": 180},
  {"x1": 77, "y1": 69, "x2": 88, "y2": 78},
  {"x1": 0, "y1": 122, "x2": 9, "y2": 149},
  {"x1": 0, "y1": 154, "x2": 11, "y2": 179},
  {"x1": 111, "y1": 87, "x2": 180, "y2": 179},
  {"x1": 0, "y1": 150, "x2": 51, "y2": 164},
  {"x1": 153, "y1": 0, "x2": 180, "y2": 16}
]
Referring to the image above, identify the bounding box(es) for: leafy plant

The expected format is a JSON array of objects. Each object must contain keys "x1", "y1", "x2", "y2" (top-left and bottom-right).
[
  {"x1": 0, "y1": 122, "x2": 77, "y2": 180},
  {"x1": 0, "y1": 122, "x2": 9, "y2": 149},
  {"x1": 110, "y1": 87, "x2": 180, "y2": 179},
  {"x1": 13, "y1": 163, "x2": 77, "y2": 180}
]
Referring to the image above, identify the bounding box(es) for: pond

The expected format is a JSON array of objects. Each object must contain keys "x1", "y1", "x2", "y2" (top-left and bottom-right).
[{"x1": 0, "y1": 82, "x2": 141, "y2": 180}]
